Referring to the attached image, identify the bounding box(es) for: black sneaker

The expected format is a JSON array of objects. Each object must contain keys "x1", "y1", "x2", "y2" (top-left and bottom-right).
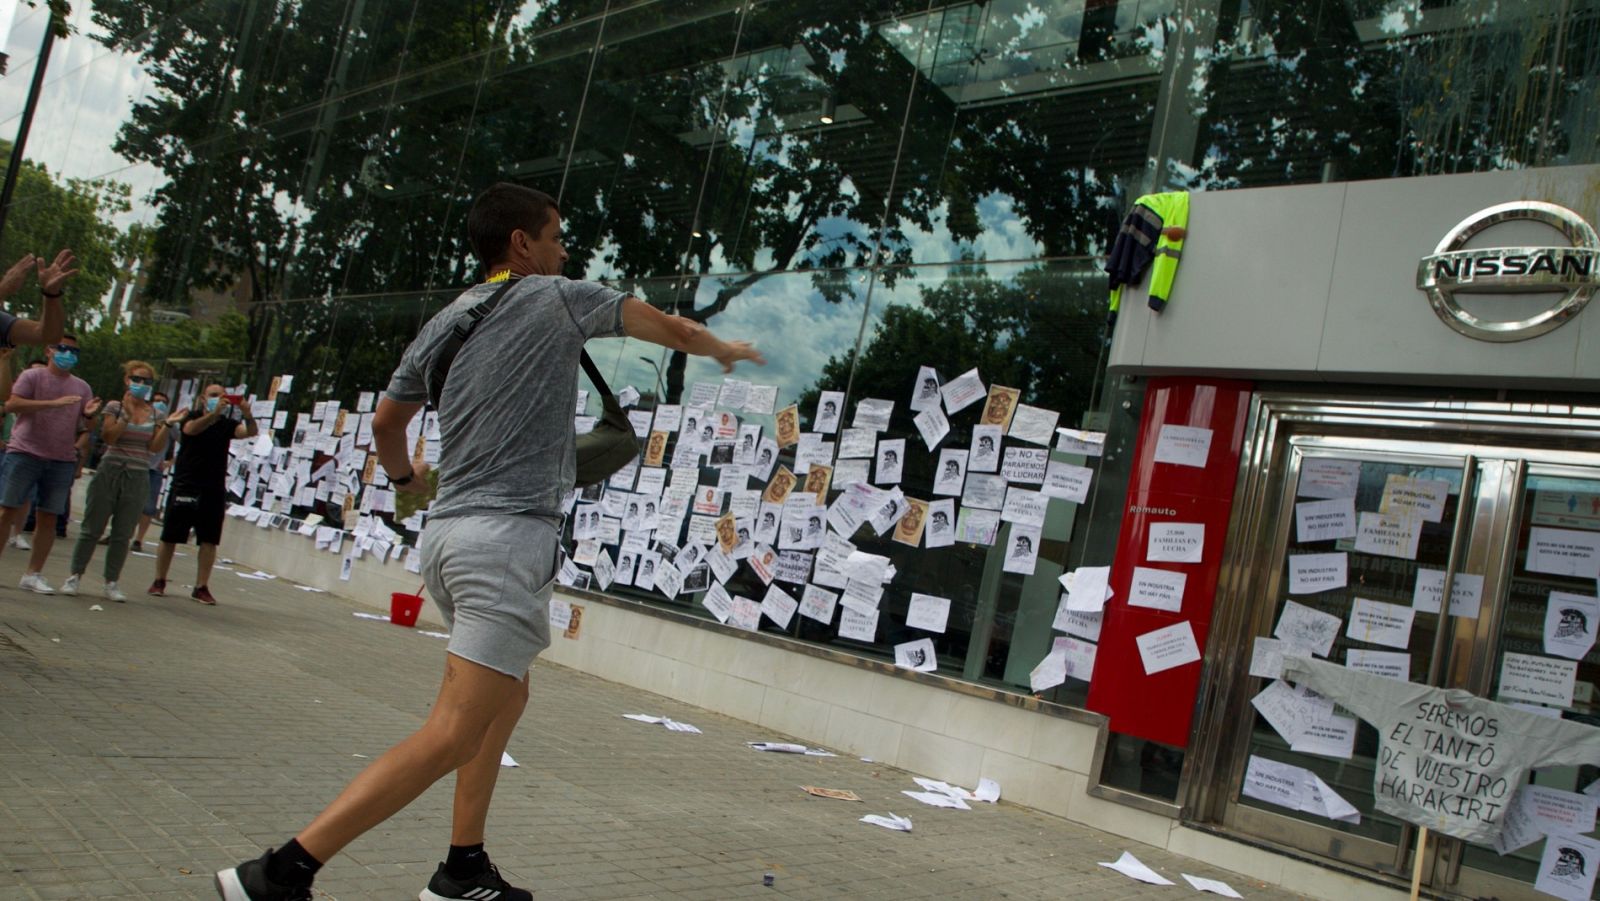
[
  {"x1": 420, "y1": 861, "x2": 532, "y2": 901},
  {"x1": 214, "y1": 849, "x2": 313, "y2": 900}
]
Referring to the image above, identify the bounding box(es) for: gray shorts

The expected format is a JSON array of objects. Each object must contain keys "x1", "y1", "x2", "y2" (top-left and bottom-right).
[{"x1": 421, "y1": 514, "x2": 560, "y2": 678}]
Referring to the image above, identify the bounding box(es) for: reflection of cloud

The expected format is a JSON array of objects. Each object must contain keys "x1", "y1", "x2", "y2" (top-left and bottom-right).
[
  {"x1": 585, "y1": 271, "x2": 864, "y2": 426},
  {"x1": 0, "y1": 7, "x2": 163, "y2": 229},
  {"x1": 891, "y1": 192, "x2": 1044, "y2": 266}
]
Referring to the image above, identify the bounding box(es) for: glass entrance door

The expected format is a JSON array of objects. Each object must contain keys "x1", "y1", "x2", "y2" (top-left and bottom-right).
[{"x1": 1190, "y1": 396, "x2": 1600, "y2": 897}]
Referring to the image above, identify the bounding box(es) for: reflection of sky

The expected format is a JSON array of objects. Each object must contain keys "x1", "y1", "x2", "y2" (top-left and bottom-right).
[
  {"x1": 891, "y1": 192, "x2": 1044, "y2": 265},
  {"x1": 0, "y1": 6, "x2": 163, "y2": 230},
  {"x1": 585, "y1": 270, "x2": 866, "y2": 424}
]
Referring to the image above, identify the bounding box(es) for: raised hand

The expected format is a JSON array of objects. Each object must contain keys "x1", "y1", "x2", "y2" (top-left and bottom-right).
[
  {"x1": 714, "y1": 340, "x2": 766, "y2": 373},
  {"x1": 83, "y1": 396, "x2": 103, "y2": 417},
  {"x1": 35, "y1": 249, "x2": 78, "y2": 296},
  {"x1": 52, "y1": 394, "x2": 84, "y2": 408},
  {"x1": 0, "y1": 254, "x2": 35, "y2": 297}
]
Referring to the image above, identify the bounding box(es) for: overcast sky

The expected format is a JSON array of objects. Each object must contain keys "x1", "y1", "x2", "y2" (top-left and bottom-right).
[{"x1": 0, "y1": 1, "x2": 162, "y2": 229}]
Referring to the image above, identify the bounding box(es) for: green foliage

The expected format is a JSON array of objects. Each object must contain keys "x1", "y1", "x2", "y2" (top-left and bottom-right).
[
  {"x1": 0, "y1": 140, "x2": 128, "y2": 328},
  {"x1": 71, "y1": 312, "x2": 249, "y2": 400},
  {"x1": 799, "y1": 264, "x2": 1107, "y2": 430}
]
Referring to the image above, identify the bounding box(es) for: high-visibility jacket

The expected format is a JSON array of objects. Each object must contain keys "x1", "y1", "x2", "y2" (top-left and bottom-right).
[{"x1": 1106, "y1": 191, "x2": 1189, "y2": 318}]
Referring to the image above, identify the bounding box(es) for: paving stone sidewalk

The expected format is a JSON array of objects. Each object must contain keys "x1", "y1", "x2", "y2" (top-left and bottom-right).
[{"x1": 0, "y1": 538, "x2": 1307, "y2": 900}]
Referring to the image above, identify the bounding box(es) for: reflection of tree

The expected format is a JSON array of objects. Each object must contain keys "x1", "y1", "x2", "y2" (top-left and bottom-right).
[
  {"x1": 1179, "y1": 3, "x2": 1591, "y2": 187},
  {"x1": 92, "y1": 0, "x2": 538, "y2": 401},
  {"x1": 799, "y1": 264, "x2": 1105, "y2": 433},
  {"x1": 0, "y1": 140, "x2": 128, "y2": 328},
  {"x1": 88, "y1": 0, "x2": 1593, "y2": 404}
]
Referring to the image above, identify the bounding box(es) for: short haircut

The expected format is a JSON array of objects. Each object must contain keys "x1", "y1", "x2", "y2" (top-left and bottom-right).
[
  {"x1": 60, "y1": 332, "x2": 78, "y2": 344},
  {"x1": 123, "y1": 359, "x2": 154, "y2": 378},
  {"x1": 467, "y1": 182, "x2": 560, "y2": 267}
]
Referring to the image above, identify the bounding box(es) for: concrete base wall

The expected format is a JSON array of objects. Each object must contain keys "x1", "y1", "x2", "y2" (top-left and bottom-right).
[{"x1": 218, "y1": 522, "x2": 1405, "y2": 901}]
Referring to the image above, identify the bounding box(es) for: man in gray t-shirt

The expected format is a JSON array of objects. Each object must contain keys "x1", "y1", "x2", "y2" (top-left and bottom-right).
[
  {"x1": 384, "y1": 275, "x2": 627, "y2": 523},
  {"x1": 216, "y1": 183, "x2": 763, "y2": 901}
]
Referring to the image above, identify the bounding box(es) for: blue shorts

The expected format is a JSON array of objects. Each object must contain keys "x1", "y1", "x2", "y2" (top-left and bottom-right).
[{"x1": 1, "y1": 452, "x2": 77, "y2": 516}]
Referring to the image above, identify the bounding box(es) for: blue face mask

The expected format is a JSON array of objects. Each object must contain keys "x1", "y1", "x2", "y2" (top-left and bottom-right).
[
  {"x1": 153, "y1": 402, "x2": 169, "y2": 417},
  {"x1": 129, "y1": 383, "x2": 152, "y2": 401},
  {"x1": 53, "y1": 350, "x2": 78, "y2": 371},
  {"x1": 205, "y1": 397, "x2": 220, "y2": 413}
]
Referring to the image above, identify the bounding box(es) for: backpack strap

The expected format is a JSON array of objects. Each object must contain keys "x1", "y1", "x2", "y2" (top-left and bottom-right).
[
  {"x1": 580, "y1": 348, "x2": 625, "y2": 418},
  {"x1": 427, "y1": 281, "x2": 516, "y2": 409}
]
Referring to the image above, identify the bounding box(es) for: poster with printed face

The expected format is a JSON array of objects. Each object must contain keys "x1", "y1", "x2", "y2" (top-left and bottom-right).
[
  {"x1": 644, "y1": 430, "x2": 668, "y2": 467},
  {"x1": 813, "y1": 391, "x2": 844, "y2": 433},
  {"x1": 1544, "y1": 591, "x2": 1599, "y2": 660},
  {"x1": 924, "y1": 499, "x2": 956, "y2": 548},
  {"x1": 736, "y1": 424, "x2": 762, "y2": 464},
  {"x1": 876, "y1": 439, "x2": 905, "y2": 485},
  {"x1": 753, "y1": 438, "x2": 779, "y2": 481},
  {"x1": 715, "y1": 512, "x2": 739, "y2": 554},
  {"x1": 1004, "y1": 525, "x2": 1042, "y2": 574},
  {"x1": 762, "y1": 466, "x2": 797, "y2": 505},
  {"x1": 752, "y1": 503, "x2": 782, "y2": 545},
  {"x1": 804, "y1": 464, "x2": 833, "y2": 503},
  {"x1": 775, "y1": 405, "x2": 801, "y2": 447},
  {"x1": 980, "y1": 384, "x2": 1021, "y2": 429},
  {"x1": 909, "y1": 366, "x2": 942, "y2": 412},
  {"x1": 1536, "y1": 834, "x2": 1600, "y2": 901},
  {"x1": 969, "y1": 425, "x2": 1002, "y2": 472},
  {"x1": 933, "y1": 449, "x2": 968, "y2": 496}
]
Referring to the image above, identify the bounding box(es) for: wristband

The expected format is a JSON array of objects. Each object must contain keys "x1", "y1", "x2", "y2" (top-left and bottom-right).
[
  {"x1": 41, "y1": 290, "x2": 62, "y2": 298},
  {"x1": 392, "y1": 469, "x2": 415, "y2": 487}
]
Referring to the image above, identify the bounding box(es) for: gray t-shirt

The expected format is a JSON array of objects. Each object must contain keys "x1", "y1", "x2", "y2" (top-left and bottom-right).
[
  {"x1": 1282, "y1": 656, "x2": 1600, "y2": 846},
  {"x1": 385, "y1": 276, "x2": 627, "y2": 521}
]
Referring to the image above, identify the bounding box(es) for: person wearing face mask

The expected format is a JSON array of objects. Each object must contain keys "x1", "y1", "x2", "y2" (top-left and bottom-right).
[
  {"x1": 0, "y1": 335, "x2": 101, "y2": 593},
  {"x1": 132, "y1": 391, "x2": 175, "y2": 553},
  {"x1": 150, "y1": 383, "x2": 257, "y2": 605},
  {"x1": 58, "y1": 361, "x2": 175, "y2": 602}
]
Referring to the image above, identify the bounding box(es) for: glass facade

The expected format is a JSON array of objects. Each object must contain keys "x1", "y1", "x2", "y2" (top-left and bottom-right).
[{"x1": 2, "y1": 0, "x2": 1596, "y2": 807}]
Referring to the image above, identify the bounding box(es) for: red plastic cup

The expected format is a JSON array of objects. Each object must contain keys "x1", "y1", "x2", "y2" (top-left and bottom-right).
[
  {"x1": 224, "y1": 393, "x2": 245, "y2": 407},
  {"x1": 389, "y1": 592, "x2": 424, "y2": 628}
]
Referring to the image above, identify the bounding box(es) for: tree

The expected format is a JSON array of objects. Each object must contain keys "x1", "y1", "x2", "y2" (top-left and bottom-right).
[
  {"x1": 0, "y1": 139, "x2": 127, "y2": 329},
  {"x1": 73, "y1": 312, "x2": 249, "y2": 400}
]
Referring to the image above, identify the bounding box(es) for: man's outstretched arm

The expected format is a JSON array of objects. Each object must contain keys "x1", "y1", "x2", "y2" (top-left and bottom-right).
[{"x1": 620, "y1": 297, "x2": 764, "y2": 372}]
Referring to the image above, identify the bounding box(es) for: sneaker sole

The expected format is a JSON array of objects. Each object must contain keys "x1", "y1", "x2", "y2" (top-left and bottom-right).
[
  {"x1": 420, "y1": 885, "x2": 524, "y2": 900},
  {"x1": 214, "y1": 868, "x2": 249, "y2": 901}
]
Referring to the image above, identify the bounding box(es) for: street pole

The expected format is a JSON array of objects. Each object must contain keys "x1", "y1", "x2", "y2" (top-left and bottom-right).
[{"x1": 0, "y1": 12, "x2": 59, "y2": 247}]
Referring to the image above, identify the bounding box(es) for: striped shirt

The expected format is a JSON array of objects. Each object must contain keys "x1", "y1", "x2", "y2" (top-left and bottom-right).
[{"x1": 102, "y1": 417, "x2": 157, "y2": 469}]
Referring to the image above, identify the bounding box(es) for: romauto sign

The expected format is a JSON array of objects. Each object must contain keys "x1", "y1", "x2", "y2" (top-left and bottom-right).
[{"x1": 1416, "y1": 201, "x2": 1599, "y2": 342}]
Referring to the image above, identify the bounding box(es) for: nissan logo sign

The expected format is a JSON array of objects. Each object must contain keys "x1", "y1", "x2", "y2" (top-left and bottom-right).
[{"x1": 1415, "y1": 201, "x2": 1598, "y2": 342}]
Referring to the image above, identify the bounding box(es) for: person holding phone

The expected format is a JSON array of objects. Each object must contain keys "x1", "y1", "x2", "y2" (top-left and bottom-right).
[{"x1": 148, "y1": 383, "x2": 257, "y2": 605}]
